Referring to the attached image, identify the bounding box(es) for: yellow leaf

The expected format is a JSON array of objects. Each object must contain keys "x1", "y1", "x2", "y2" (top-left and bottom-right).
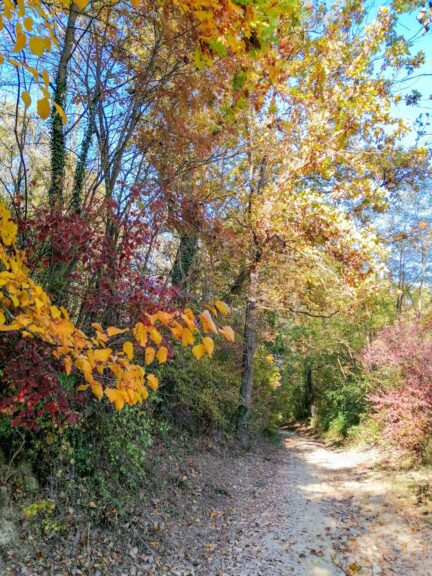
[
  {"x1": 145, "y1": 346, "x2": 155, "y2": 365},
  {"x1": 24, "y1": 17, "x2": 33, "y2": 32},
  {"x1": 64, "y1": 356, "x2": 72, "y2": 375},
  {"x1": 131, "y1": 0, "x2": 140, "y2": 6},
  {"x1": 156, "y1": 310, "x2": 173, "y2": 325},
  {"x1": 192, "y1": 343, "x2": 206, "y2": 360},
  {"x1": 156, "y1": 346, "x2": 168, "y2": 364},
  {"x1": 123, "y1": 341, "x2": 134, "y2": 360},
  {"x1": 74, "y1": 0, "x2": 91, "y2": 8},
  {"x1": 0, "y1": 311, "x2": 5, "y2": 325},
  {"x1": 215, "y1": 300, "x2": 230, "y2": 316},
  {"x1": 53, "y1": 102, "x2": 67, "y2": 125},
  {"x1": 170, "y1": 321, "x2": 183, "y2": 340},
  {"x1": 42, "y1": 69, "x2": 50, "y2": 87},
  {"x1": 202, "y1": 336, "x2": 214, "y2": 357},
  {"x1": 105, "y1": 388, "x2": 125, "y2": 410},
  {"x1": 149, "y1": 327, "x2": 162, "y2": 345},
  {"x1": 0, "y1": 323, "x2": 21, "y2": 331},
  {"x1": 96, "y1": 330, "x2": 108, "y2": 343},
  {"x1": 132, "y1": 322, "x2": 147, "y2": 346},
  {"x1": 29, "y1": 36, "x2": 46, "y2": 57},
  {"x1": 200, "y1": 310, "x2": 218, "y2": 334},
  {"x1": 77, "y1": 384, "x2": 90, "y2": 391},
  {"x1": 91, "y1": 380, "x2": 103, "y2": 400},
  {"x1": 183, "y1": 308, "x2": 195, "y2": 321},
  {"x1": 147, "y1": 373, "x2": 159, "y2": 391},
  {"x1": 219, "y1": 325, "x2": 235, "y2": 342},
  {"x1": 21, "y1": 91, "x2": 31, "y2": 108},
  {"x1": 182, "y1": 309, "x2": 196, "y2": 332},
  {"x1": 181, "y1": 327, "x2": 194, "y2": 346},
  {"x1": 75, "y1": 357, "x2": 93, "y2": 379},
  {"x1": 93, "y1": 348, "x2": 112, "y2": 363},
  {"x1": 1, "y1": 219, "x2": 17, "y2": 245},
  {"x1": 37, "y1": 97, "x2": 50, "y2": 120},
  {"x1": 107, "y1": 326, "x2": 127, "y2": 337},
  {"x1": 145, "y1": 312, "x2": 157, "y2": 325},
  {"x1": 53, "y1": 318, "x2": 74, "y2": 339},
  {"x1": 50, "y1": 305, "x2": 61, "y2": 319},
  {"x1": 13, "y1": 24, "x2": 26, "y2": 52},
  {"x1": 205, "y1": 304, "x2": 218, "y2": 316},
  {"x1": 60, "y1": 306, "x2": 70, "y2": 320}
]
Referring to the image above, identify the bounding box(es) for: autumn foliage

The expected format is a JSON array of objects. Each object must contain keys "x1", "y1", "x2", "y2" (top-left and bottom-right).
[
  {"x1": 0, "y1": 0, "x2": 431, "y2": 462},
  {"x1": 364, "y1": 320, "x2": 432, "y2": 454},
  {"x1": 0, "y1": 202, "x2": 233, "y2": 424}
]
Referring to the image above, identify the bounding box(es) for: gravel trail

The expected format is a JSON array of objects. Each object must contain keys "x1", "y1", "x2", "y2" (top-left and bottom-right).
[{"x1": 203, "y1": 432, "x2": 432, "y2": 576}]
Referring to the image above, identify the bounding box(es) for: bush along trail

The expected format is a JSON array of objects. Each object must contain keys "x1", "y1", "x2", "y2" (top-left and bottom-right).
[{"x1": 2, "y1": 431, "x2": 432, "y2": 575}]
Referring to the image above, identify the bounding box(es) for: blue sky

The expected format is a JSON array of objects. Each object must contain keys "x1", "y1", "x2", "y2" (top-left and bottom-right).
[
  {"x1": 359, "y1": 2, "x2": 431, "y2": 144},
  {"x1": 394, "y1": 7, "x2": 432, "y2": 132}
]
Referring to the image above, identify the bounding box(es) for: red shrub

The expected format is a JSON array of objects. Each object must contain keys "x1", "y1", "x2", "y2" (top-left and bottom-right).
[
  {"x1": 364, "y1": 320, "x2": 432, "y2": 454},
  {"x1": 0, "y1": 338, "x2": 80, "y2": 430}
]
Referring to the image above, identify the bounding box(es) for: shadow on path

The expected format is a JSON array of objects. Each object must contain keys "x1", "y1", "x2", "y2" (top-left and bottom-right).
[{"x1": 210, "y1": 432, "x2": 432, "y2": 576}]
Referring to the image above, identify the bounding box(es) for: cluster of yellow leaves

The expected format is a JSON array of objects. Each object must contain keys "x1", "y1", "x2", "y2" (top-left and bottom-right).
[
  {"x1": 172, "y1": 0, "x2": 301, "y2": 62},
  {"x1": 0, "y1": 202, "x2": 234, "y2": 410},
  {"x1": 1, "y1": 0, "x2": 302, "y2": 121}
]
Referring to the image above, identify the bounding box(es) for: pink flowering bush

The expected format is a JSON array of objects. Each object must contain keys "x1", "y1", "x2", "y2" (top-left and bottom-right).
[{"x1": 364, "y1": 319, "x2": 432, "y2": 456}]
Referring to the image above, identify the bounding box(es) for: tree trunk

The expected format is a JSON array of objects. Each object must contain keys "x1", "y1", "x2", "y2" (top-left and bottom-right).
[
  {"x1": 72, "y1": 98, "x2": 97, "y2": 214},
  {"x1": 48, "y1": 5, "x2": 77, "y2": 208},
  {"x1": 171, "y1": 233, "x2": 198, "y2": 290},
  {"x1": 238, "y1": 266, "x2": 258, "y2": 449},
  {"x1": 46, "y1": 4, "x2": 77, "y2": 301},
  {"x1": 304, "y1": 362, "x2": 314, "y2": 418}
]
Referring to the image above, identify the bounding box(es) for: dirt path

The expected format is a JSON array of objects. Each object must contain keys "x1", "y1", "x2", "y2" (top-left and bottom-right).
[
  {"x1": 4, "y1": 432, "x2": 432, "y2": 575},
  {"x1": 193, "y1": 432, "x2": 432, "y2": 576}
]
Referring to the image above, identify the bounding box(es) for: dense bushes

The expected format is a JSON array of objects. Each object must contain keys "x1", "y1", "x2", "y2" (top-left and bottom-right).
[
  {"x1": 157, "y1": 344, "x2": 241, "y2": 435},
  {"x1": 364, "y1": 319, "x2": 432, "y2": 458}
]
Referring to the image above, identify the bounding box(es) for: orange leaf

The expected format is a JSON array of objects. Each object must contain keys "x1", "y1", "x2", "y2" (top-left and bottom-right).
[
  {"x1": 219, "y1": 326, "x2": 235, "y2": 342},
  {"x1": 200, "y1": 310, "x2": 218, "y2": 334},
  {"x1": 64, "y1": 356, "x2": 72, "y2": 375},
  {"x1": 107, "y1": 326, "x2": 128, "y2": 337}
]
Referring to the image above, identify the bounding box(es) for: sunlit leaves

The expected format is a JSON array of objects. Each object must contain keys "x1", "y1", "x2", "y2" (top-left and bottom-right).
[
  {"x1": 74, "y1": 0, "x2": 91, "y2": 9},
  {"x1": 13, "y1": 23, "x2": 26, "y2": 52},
  {"x1": 215, "y1": 300, "x2": 230, "y2": 316},
  {"x1": 219, "y1": 326, "x2": 235, "y2": 342},
  {"x1": 200, "y1": 310, "x2": 218, "y2": 334}
]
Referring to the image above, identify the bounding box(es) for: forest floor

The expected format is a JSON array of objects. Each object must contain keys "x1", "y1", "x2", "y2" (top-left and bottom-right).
[
  {"x1": 160, "y1": 431, "x2": 432, "y2": 576},
  {"x1": 2, "y1": 431, "x2": 432, "y2": 575}
]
